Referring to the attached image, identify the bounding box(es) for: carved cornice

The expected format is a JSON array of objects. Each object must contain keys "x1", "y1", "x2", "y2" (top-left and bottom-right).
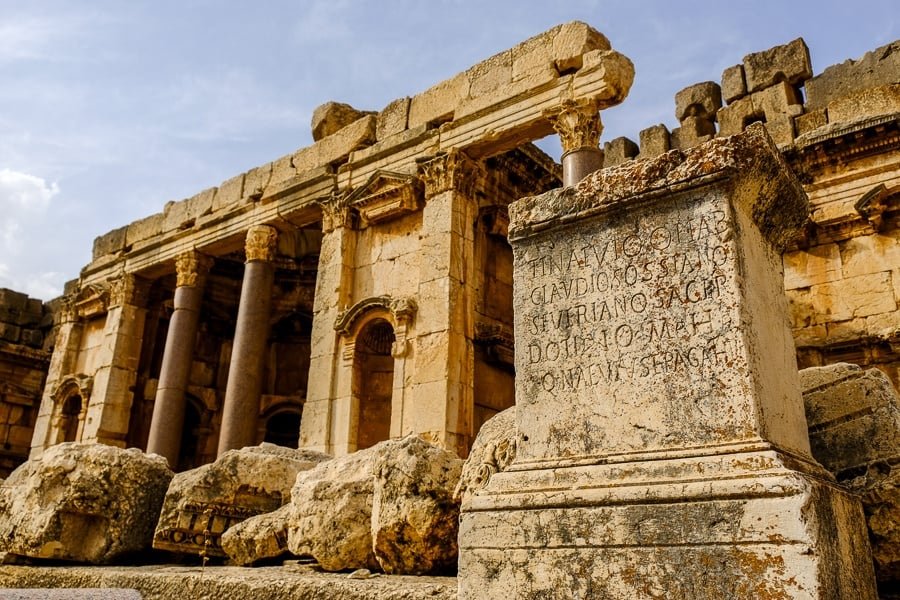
[
  {"x1": 344, "y1": 170, "x2": 423, "y2": 228},
  {"x1": 175, "y1": 251, "x2": 214, "y2": 288},
  {"x1": 417, "y1": 150, "x2": 483, "y2": 198},
  {"x1": 545, "y1": 99, "x2": 603, "y2": 155},
  {"x1": 244, "y1": 225, "x2": 278, "y2": 263}
]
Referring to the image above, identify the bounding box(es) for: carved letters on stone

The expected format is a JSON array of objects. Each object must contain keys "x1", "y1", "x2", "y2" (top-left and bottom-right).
[
  {"x1": 175, "y1": 251, "x2": 213, "y2": 288},
  {"x1": 244, "y1": 225, "x2": 279, "y2": 263},
  {"x1": 545, "y1": 99, "x2": 603, "y2": 154}
]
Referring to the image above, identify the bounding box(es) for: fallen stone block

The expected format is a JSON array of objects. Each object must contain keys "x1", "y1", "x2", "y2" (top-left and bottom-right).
[
  {"x1": 288, "y1": 436, "x2": 462, "y2": 574},
  {"x1": 153, "y1": 443, "x2": 330, "y2": 558},
  {"x1": 0, "y1": 443, "x2": 173, "y2": 564},
  {"x1": 800, "y1": 362, "x2": 900, "y2": 587},
  {"x1": 312, "y1": 102, "x2": 375, "y2": 142},
  {"x1": 372, "y1": 436, "x2": 462, "y2": 575},
  {"x1": 220, "y1": 503, "x2": 292, "y2": 566}
]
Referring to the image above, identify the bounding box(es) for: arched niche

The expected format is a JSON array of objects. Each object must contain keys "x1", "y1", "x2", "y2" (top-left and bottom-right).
[
  {"x1": 334, "y1": 296, "x2": 416, "y2": 450},
  {"x1": 50, "y1": 375, "x2": 92, "y2": 445}
]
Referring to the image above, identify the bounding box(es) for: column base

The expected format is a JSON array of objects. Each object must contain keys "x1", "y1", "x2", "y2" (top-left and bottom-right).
[{"x1": 459, "y1": 445, "x2": 877, "y2": 599}]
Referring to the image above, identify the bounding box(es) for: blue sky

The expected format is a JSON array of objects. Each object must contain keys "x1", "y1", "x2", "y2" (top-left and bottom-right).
[{"x1": 1, "y1": 0, "x2": 897, "y2": 300}]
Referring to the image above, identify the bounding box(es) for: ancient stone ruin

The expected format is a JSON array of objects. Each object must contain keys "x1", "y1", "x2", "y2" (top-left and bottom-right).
[{"x1": 0, "y1": 20, "x2": 898, "y2": 599}]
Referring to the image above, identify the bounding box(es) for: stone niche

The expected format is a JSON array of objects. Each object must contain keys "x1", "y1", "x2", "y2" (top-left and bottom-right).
[{"x1": 458, "y1": 125, "x2": 878, "y2": 599}]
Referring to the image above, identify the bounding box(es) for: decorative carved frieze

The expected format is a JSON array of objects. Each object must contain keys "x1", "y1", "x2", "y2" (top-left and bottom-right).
[
  {"x1": 344, "y1": 171, "x2": 423, "y2": 228},
  {"x1": 545, "y1": 99, "x2": 603, "y2": 154},
  {"x1": 175, "y1": 251, "x2": 214, "y2": 288},
  {"x1": 418, "y1": 150, "x2": 483, "y2": 199},
  {"x1": 73, "y1": 284, "x2": 109, "y2": 318},
  {"x1": 244, "y1": 225, "x2": 278, "y2": 263}
]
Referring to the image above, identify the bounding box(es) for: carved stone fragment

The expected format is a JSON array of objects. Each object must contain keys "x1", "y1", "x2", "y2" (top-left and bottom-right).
[
  {"x1": 0, "y1": 443, "x2": 173, "y2": 563},
  {"x1": 288, "y1": 436, "x2": 462, "y2": 574},
  {"x1": 800, "y1": 362, "x2": 900, "y2": 587},
  {"x1": 153, "y1": 444, "x2": 329, "y2": 558}
]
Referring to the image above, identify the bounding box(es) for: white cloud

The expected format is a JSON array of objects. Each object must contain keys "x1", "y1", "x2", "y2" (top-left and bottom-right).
[{"x1": 0, "y1": 169, "x2": 61, "y2": 298}]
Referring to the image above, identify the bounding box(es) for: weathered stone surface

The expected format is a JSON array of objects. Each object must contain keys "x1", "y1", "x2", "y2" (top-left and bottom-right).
[
  {"x1": 674, "y1": 81, "x2": 722, "y2": 122},
  {"x1": 153, "y1": 444, "x2": 330, "y2": 558},
  {"x1": 721, "y1": 64, "x2": 747, "y2": 104},
  {"x1": 376, "y1": 98, "x2": 411, "y2": 140},
  {"x1": 794, "y1": 107, "x2": 827, "y2": 135},
  {"x1": 806, "y1": 40, "x2": 900, "y2": 109},
  {"x1": 826, "y1": 83, "x2": 900, "y2": 124},
  {"x1": 293, "y1": 115, "x2": 376, "y2": 172},
  {"x1": 287, "y1": 442, "x2": 384, "y2": 572},
  {"x1": 602, "y1": 136, "x2": 638, "y2": 167},
  {"x1": 371, "y1": 436, "x2": 462, "y2": 574},
  {"x1": 743, "y1": 37, "x2": 812, "y2": 93},
  {"x1": 288, "y1": 436, "x2": 461, "y2": 574},
  {"x1": 220, "y1": 504, "x2": 292, "y2": 566},
  {"x1": 454, "y1": 406, "x2": 515, "y2": 504},
  {"x1": 91, "y1": 226, "x2": 128, "y2": 260},
  {"x1": 461, "y1": 124, "x2": 877, "y2": 599},
  {"x1": 312, "y1": 102, "x2": 374, "y2": 142},
  {"x1": 0, "y1": 565, "x2": 457, "y2": 600},
  {"x1": 800, "y1": 363, "x2": 900, "y2": 476},
  {"x1": 637, "y1": 123, "x2": 670, "y2": 158},
  {"x1": 0, "y1": 443, "x2": 172, "y2": 563},
  {"x1": 800, "y1": 363, "x2": 900, "y2": 586}
]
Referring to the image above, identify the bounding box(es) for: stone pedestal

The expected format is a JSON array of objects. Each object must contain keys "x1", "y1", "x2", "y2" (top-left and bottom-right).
[
  {"x1": 146, "y1": 251, "x2": 212, "y2": 465},
  {"x1": 218, "y1": 226, "x2": 277, "y2": 456},
  {"x1": 459, "y1": 125, "x2": 877, "y2": 599}
]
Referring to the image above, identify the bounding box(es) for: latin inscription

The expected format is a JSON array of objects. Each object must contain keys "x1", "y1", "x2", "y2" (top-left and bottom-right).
[{"x1": 518, "y1": 198, "x2": 741, "y2": 397}]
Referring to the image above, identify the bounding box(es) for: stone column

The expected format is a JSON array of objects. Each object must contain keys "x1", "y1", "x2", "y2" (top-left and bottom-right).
[
  {"x1": 217, "y1": 225, "x2": 278, "y2": 456},
  {"x1": 78, "y1": 274, "x2": 149, "y2": 446},
  {"x1": 412, "y1": 150, "x2": 482, "y2": 456},
  {"x1": 29, "y1": 300, "x2": 83, "y2": 458},
  {"x1": 547, "y1": 99, "x2": 604, "y2": 187},
  {"x1": 146, "y1": 251, "x2": 212, "y2": 465},
  {"x1": 459, "y1": 125, "x2": 877, "y2": 598},
  {"x1": 299, "y1": 198, "x2": 356, "y2": 455}
]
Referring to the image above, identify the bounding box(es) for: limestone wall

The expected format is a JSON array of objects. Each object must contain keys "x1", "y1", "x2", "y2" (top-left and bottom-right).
[
  {"x1": 604, "y1": 37, "x2": 900, "y2": 390},
  {"x1": 0, "y1": 288, "x2": 52, "y2": 476}
]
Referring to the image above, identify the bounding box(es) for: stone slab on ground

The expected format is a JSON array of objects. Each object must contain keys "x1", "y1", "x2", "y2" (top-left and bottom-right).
[
  {"x1": 0, "y1": 566, "x2": 456, "y2": 600},
  {"x1": 0, "y1": 589, "x2": 141, "y2": 599}
]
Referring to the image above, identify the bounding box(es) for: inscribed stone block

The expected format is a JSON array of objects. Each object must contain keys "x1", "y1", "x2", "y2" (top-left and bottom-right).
[{"x1": 459, "y1": 124, "x2": 877, "y2": 599}]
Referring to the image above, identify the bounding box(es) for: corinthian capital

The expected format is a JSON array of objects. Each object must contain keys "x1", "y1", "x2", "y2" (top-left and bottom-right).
[
  {"x1": 545, "y1": 99, "x2": 603, "y2": 155},
  {"x1": 244, "y1": 225, "x2": 279, "y2": 263},
  {"x1": 418, "y1": 150, "x2": 483, "y2": 198},
  {"x1": 175, "y1": 251, "x2": 213, "y2": 288}
]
